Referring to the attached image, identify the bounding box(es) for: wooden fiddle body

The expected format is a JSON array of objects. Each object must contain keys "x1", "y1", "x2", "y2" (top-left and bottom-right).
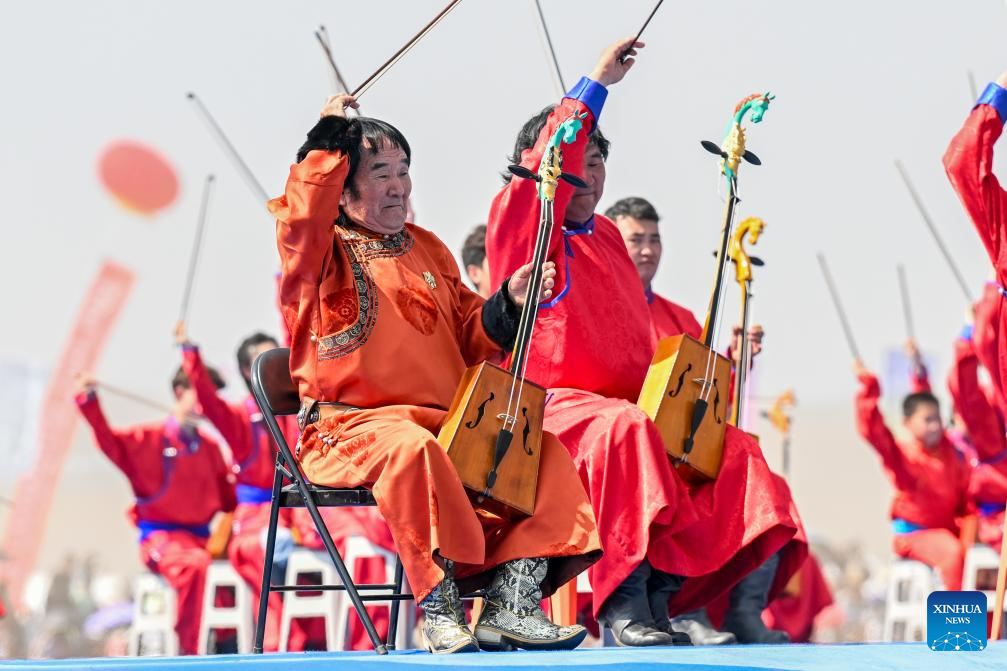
[{"x1": 438, "y1": 362, "x2": 544, "y2": 518}]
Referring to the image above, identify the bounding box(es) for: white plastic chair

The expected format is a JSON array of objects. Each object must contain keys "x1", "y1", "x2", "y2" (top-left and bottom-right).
[
  {"x1": 128, "y1": 572, "x2": 179, "y2": 656},
  {"x1": 197, "y1": 560, "x2": 253, "y2": 654},
  {"x1": 882, "y1": 559, "x2": 939, "y2": 642}
]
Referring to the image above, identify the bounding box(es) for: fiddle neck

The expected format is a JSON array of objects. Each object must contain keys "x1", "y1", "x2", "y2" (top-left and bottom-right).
[{"x1": 700, "y1": 181, "x2": 739, "y2": 348}]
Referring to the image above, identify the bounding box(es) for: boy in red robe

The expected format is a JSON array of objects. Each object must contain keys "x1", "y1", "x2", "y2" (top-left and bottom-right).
[
  {"x1": 75, "y1": 368, "x2": 237, "y2": 654},
  {"x1": 486, "y1": 38, "x2": 799, "y2": 647},
  {"x1": 272, "y1": 93, "x2": 602, "y2": 654},
  {"x1": 853, "y1": 352, "x2": 971, "y2": 590}
]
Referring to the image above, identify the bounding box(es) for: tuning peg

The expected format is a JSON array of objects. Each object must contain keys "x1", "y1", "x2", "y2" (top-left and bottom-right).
[
  {"x1": 742, "y1": 150, "x2": 761, "y2": 165},
  {"x1": 560, "y1": 173, "x2": 587, "y2": 188},
  {"x1": 701, "y1": 140, "x2": 725, "y2": 157},
  {"x1": 507, "y1": 165, "x2": 539, "y2": 181},
  {"x1": 750, "y1": 256, "x2": 765, "y2": 266}
]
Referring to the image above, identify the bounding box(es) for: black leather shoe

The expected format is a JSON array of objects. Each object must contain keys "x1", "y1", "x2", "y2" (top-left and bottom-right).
[
  {"x1": 600, "y1": 560, "x2": 677, "y2": 647},
  {"x1": 611, "y1": 621, "x2": 677, "y2": 647},
  {"x1": 670, "y1": 614, "x2": 737, "y2": 645}
]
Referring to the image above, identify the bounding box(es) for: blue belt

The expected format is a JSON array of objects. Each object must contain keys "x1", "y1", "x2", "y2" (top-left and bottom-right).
[
  {"x1": 237, "y1": 484, "x2": 273, "y2": 505},
  {"x1": 892, "y1": 518, "x2": 926, "y2": 535},
  {"x1": 138, "y1": 520, "x2": 211, "y2": 542},
  {"x1": 979, "y1": 502, "x2": 1007, "y2": 517}
]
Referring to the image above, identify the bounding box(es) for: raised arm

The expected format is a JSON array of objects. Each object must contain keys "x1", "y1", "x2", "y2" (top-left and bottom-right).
[
  {"x1": 854, "y1": 366, "x2": 913, "y2": 490},
  {"x1": 269, "y1": 95, "x2": 356, "y2": 351},
  {"x1": 905, "y1": 339, "x2": 931, "y2": 393},
  {"x1": 486, "y1": 37, "x2": 640, "y2": 292},
  {"x1": 949, "y1": 329, "x2": 1007, "y2": 462},
  {"x1": 943, "y1": 77, "x2": 1007, "y2": 267},
  {"x1": 74, "y1": 379, "x2": 153, "y2": 480}
]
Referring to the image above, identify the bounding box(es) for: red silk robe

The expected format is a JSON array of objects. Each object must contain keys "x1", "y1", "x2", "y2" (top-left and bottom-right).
[
  {"x1": 271, "y1": 147, "x2": 600, "y2": 603},
  {"x1": 647, "y1": 292, "x2": 808, "y2": 612},
  {"x1": 854, "y1": 373, "x2": 971, "y2": 589},
  {"x1": 486, "y1": 96, "x2": 798, "y2": 617},
  {"x1": 76, "y1": 392, "x2": 236, "y2": 654},
  {"x1": 946, "y1": 334, "x2": 1007, "y2": 549},
  {"x1": 945, "y1": 99, "x2": 1007, "y2": 407}
]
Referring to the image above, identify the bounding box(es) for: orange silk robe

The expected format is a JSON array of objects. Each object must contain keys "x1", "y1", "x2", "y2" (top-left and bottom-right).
[{"x1": 270, "y1": 148, "x2": 600, "y2": 601}]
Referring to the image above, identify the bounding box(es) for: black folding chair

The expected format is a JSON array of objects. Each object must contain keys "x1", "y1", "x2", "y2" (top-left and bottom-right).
[{"x1": 250, "y1": 347, "x2": 410, "y2": 655}]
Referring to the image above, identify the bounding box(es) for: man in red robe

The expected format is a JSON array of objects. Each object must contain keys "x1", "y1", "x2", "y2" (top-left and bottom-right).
[
  {"x1": 272, "y1": 93, "x2": 601, "y2": 653},
  {"x1": 608, "y1": 195, "x2": 808, "y2": 644},
  {"x1": 486, "y1": 38, "x2": 799, "y2": 647},
  {"x1": 75, "y1": 368, "x2": 237, "y2": 655},
  {"x1": 945, "y1": 317, "x2": 1007, "y2": 551},
  {"x1": 853, "y1": 353, "x2": 971, "y2": 590},
  {"x1": 945, "y1": 73, "x2": 1007, "y2": 403},
  {"x1": 461, "y1": 224, "x2": 492, "y2": 299},
  {"x1": 175, "y1": 327, "x2": 285, "y2": 651}
]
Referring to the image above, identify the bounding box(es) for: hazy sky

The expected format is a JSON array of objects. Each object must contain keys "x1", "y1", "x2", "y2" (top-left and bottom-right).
[{"x1": 4, "y1": 0, "x2": 1007, "y2": 570}]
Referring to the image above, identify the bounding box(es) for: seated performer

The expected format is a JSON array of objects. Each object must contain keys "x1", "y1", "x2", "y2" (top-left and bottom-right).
[
  {"x1": 609, "y1": 195, "x2": 795, "y2": 644},
  {"x1": 487, "y1": 38, "x2": 800, "y2": 647},
  {"x1": 945, "y1": 73, "x2": 1007, "y2": 408},
  {"x1": 945, "y1": 312, "x2": 1007, "y2": 551},
  {"x1": 175, "y1": 326, "x2": 285, "y2": 651},
  {"x1": 75, "y1": 368, "x2": 237, "y2": 655},
  {"x1": 461, "y1": 224, "x2": 492, "y2": 299},
  {"x1": 853, "y1": 351, "x2": 971, "y2": 590},
  {"x1": 270, "y1": 93, "x2": 601, "y2": 654}
]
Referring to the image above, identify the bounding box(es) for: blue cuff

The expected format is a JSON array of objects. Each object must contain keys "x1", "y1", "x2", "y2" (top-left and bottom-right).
[
  {"x1": 180, "y1": 343, "x2": 198, "y2": 352},
  {"x1": 975, "y1": 82, "x2": 1007, "y2": 125},
  {"x1": 565, "y1": 77, "x2": 608, "y2": 130},
  {"x1": 960, "y1": 324, "x2": 974, "y2": 341}
]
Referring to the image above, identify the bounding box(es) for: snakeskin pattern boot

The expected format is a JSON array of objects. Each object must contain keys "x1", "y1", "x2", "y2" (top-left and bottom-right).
[
  {"x1": 474, "y1": 558, "x2": 588, "y2": 651},
  {"x1": 419, "y1": 561, "x2": 479, "y2": 654}
]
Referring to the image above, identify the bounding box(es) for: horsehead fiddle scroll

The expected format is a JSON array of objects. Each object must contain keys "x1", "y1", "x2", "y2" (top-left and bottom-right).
[
  {"x1": 437, "y1": 114, "x2": 588, "y2": 518},
  {"x1": 638, "y1": 92, "x2": 773, "y2": 483},
  {"x1": 728, "y1": 216, "x2": 765, "y2": 429}
]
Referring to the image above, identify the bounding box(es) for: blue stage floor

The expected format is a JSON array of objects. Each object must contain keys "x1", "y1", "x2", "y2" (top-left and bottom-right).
[{"x1": 3, "y1": 643, "x2": 1007, "y2": 671}]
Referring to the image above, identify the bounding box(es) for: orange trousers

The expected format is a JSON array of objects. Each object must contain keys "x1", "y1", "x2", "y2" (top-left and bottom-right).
[
  {"x1": 140, "y1": 530, "x2": 211, "y2": 655},
  {"x1": 893, "y1": 528, "x2": 964, "y2": 591},
  {"x1": 298, "y1": 404, "x2": 601, "y2": 602}
]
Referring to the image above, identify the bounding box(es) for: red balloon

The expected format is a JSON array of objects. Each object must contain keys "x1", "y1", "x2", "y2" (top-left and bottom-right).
[{"x1": 98, "y1": 141, "x2": 179, "y2": 215}]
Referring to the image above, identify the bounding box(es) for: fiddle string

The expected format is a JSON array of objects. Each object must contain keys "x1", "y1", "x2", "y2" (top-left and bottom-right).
[
  {"x1": 505, "y1": 194, "x2": 550, "y2": 429},
  {"x1": 700, "y1": 178, "x2": 740, "y2": 403}
]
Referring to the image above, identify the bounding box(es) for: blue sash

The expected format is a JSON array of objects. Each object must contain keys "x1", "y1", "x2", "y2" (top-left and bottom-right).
[
  {"x1": 138, "y1": 520, "x2": 211, "y2": 542},
  {"x1": 979, "y1": 502, "x2": 1007, "y2": 517},
  {"x1": 891, "y1": 518, "x2": 926, "y2": 535},
  {"x1": 236, "y1": 484, "x2": 272, "y2": 505}
]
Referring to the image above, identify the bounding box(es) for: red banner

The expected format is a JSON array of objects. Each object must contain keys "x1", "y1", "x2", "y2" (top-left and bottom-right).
[{"x1": 1, "y1": 260, "x2": 135, "y2": 610}]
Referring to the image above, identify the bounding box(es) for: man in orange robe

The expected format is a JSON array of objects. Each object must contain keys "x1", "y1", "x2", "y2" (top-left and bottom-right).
[
  {"x1": 75, "y1": 368, "x2": 237, "y2": 655},
  {"x1": 271, "y1": 93, "x2": 601, "y2": 654},
  {"x1": 486, "y1": 38, "x2": 799, "y2": 647}
]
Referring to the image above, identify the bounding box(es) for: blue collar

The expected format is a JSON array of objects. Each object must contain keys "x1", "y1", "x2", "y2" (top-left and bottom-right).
[{"x1": 563, "y1": 215, "x2": 595, "y2": 235}]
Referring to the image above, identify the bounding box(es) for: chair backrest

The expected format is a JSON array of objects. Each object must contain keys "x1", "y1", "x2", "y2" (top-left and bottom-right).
[
  {"x1": 250, "y1": 347, "x2": 305, "y2": 482},
  {"x1": 251, "y1": 348, "x2": 299, "y2": 417}
]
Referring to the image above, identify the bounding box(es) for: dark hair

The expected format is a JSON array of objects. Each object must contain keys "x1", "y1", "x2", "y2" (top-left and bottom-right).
[
  {"x1": 238, "y1": 332, "x2": 279, "y2": 378},
  {"x1": 605, "y1": 196, "x2": 660, "y2": 223},
  {"x1": 502, "y1": 105, "x2": 610, "y2": 183},
  {"x1": 172, "y1": 365, "x2": 225, "y2": 393},
  {"x1": 461, "y1": 225, "x2": 487, "y2": 268},
  {"x1": 297, "y1": 116, "x2": 411, "y2": 199},
  {"x1": 903, "y1": 392, "x2": 940, "y2": 418}
]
